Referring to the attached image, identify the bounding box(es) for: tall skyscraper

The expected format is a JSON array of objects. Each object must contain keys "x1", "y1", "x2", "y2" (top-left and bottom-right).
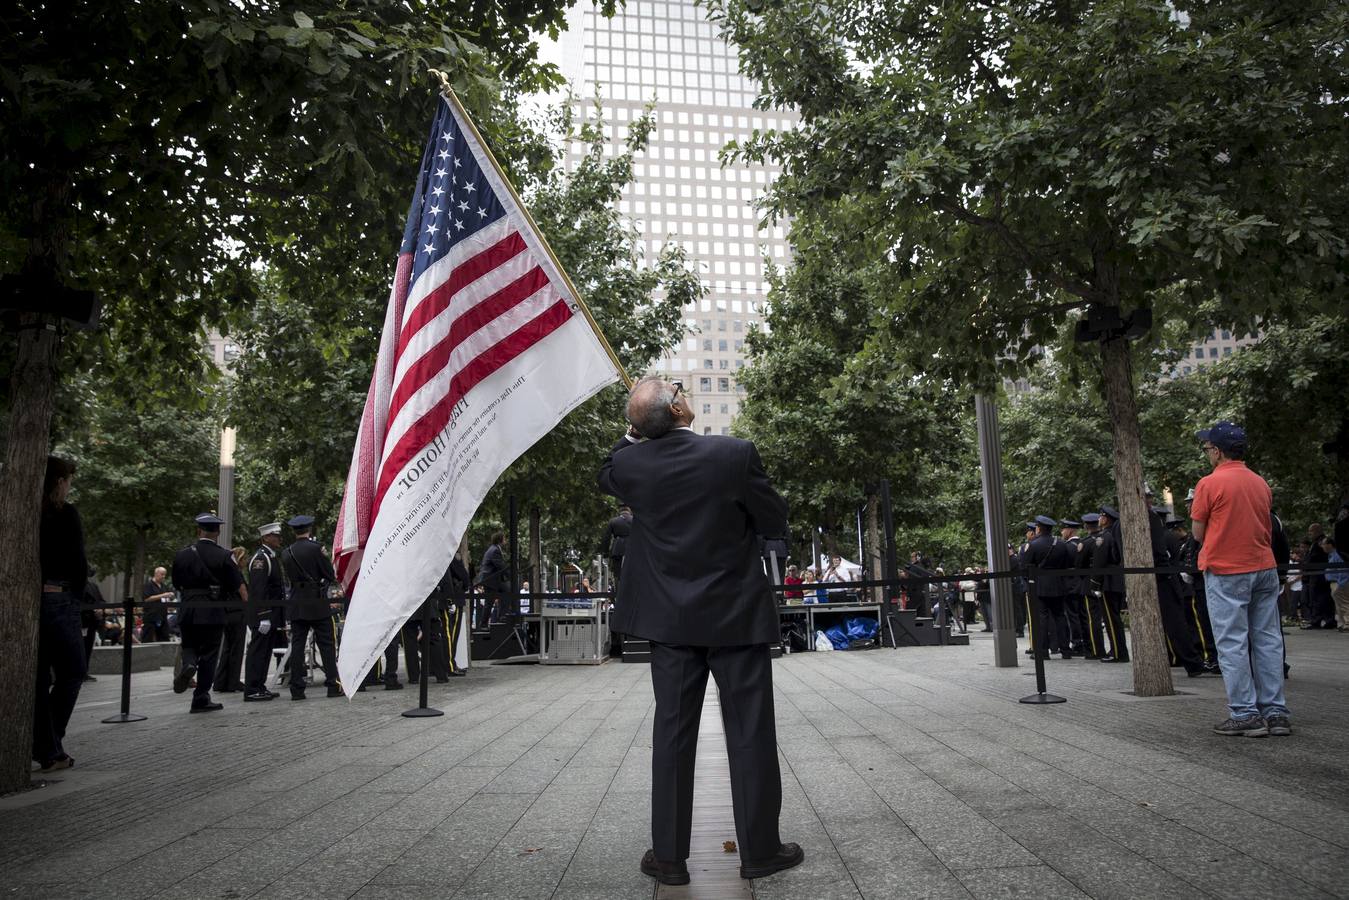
[{"x1": 550, "y1": 0, "x2": 795, "y2": 436}]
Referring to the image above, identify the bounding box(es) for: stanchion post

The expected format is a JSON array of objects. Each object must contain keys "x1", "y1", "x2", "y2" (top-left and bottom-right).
[
  {"x1": 402, "y1": 601, "x2": 443, "y2": 718},
  {"x1": 102, "y1": 595, "x2": 146, "y2": 724},
  {"x1": 1020, "y1": 571, "x2": 1065, "y2": 705}
]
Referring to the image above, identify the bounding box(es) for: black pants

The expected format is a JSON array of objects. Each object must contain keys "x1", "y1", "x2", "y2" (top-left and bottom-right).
[
  {"x1": 1158, "y1": 577, "x2": 1202, "y2": 672},
  {"x1": 1012, "y1": 589, "x2": 1027, "y2": 635},
  {"x1": 1035, "y1": 594, "x2": 1071, "y2": 656},
  {"x1": 441, "y1": 603, "x2": 465, "y2": 674},
  {"x1": 33, "y1": 591, "x2": 87, "y2": 764},
  {"x1": 181, "y1": 623, "x2": 224, "y2": 705},
  {"x1": 1063, "y1": 592, "x2": 1085, "y2": 651},
  {"x1": 1078, "y1": 591, "x2": 1107, "y2": 658},
  {"x1": 649, "y1": 642, "x2": 782, "y2": 865},
  {"x1": 1186, "y1": 585, "x2": 1217, "y2": 664},
  {"x1": 402, "y1": 617, "x2": 448, "y2": 683},
  {"x1": 243, "y1": 622, "x2": 276, "y2": 695},
  {"x1": 1103, "y1": 590, "x2": 1129, "y2": 660},
  {"x1": 381, "y1": 638, "x2": 401, "y2": 684},
  {"x1": 141, "y1": 618, "x2": 170, "y2": 643},
  {"x1": 289, "y1": 617, "x2": 340, "y2": 689},
  {"x1": 214, "y1": 620, "x2": 247, "y2": 690}
]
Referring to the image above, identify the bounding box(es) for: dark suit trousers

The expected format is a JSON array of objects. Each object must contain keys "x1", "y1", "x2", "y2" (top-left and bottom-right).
[
  {"x1": 214, "y1": 620, "x2": 247, "y2": 690},
  {"x1": 244, "y1": 623, "x2": 274, "y2": 694},
  {"x1": 649, "y1": 642, "x2": 782, "y2": 864},
  {"x1": 181, "y1": 624, "x2": 223, "y2": 704},
  {"x1": 289, "y1": 618, "x2": 340, "y2": 689}
]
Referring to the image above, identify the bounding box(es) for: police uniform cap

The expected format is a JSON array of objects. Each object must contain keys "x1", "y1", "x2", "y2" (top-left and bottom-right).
[
  {"x1": 1060, "y1": 519, "x2": 1082, "y2": 528},
  {"x1": 1143, "y1": 483, "x2": 1155, "y2": 497},
  {"x1": 287, "y1": 514, "x2": 316, "y2": 529},
  {"x1": 258, "y1": 522, "x2": 282, "y2": 537},
  {"x1": 1166, "y1": 517, "x2": 1184, "y2": 528},
  {"x1": 1152, "y1": 505, "x2": 1172, "y2": 517},
  {"x1": 1099, "y1": 505, "x2": 1120, "y2": 520},
  {"x1": 1081, "y1": 513, "x2": 1101, "y2": 524},
  {"x1": 195, "y1": 513, "x2": 224, "y2": 528},
  {"x1": 1034, "y1": 515, "x2": 1057, "y2": 528},
  {"x1": 1185, "y1": 488, "x2": 1196, "y2": 503}
]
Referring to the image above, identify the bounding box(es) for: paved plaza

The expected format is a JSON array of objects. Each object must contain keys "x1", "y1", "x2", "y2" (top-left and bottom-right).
[{"x1": 3, "y1": 630, "x2": 1347, "y2": 900}]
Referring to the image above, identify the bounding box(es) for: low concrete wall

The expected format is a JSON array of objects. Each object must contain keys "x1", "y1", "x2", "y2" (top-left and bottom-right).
[{"x1": 88, "y1": 642, "x2": 178, "y2": 675}]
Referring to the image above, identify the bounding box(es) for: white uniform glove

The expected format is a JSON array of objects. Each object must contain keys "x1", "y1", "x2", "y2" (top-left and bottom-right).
[{"x1": 258, "y1": 619, "x2": 272, "y2": 635}]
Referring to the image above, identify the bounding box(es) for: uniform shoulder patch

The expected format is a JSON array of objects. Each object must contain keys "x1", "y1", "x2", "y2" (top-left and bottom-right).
[
  {"x1": 251, "y1": 559, "x2": 266, "y2": 571},
  {"x1": 1095, "y1": 537, "x2": 1105, "y2": 546}
]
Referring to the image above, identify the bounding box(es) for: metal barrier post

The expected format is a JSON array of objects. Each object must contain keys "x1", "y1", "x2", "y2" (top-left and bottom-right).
[
  {"x1": 102, "y1": 595, "x2": 147, "y2": 724},
  {"x1": 1020, "y1": 573, "x2": 1065, "y2": 705},
  {"x1": 403, "y1": 601, "x2": 443, "y2": 718}
]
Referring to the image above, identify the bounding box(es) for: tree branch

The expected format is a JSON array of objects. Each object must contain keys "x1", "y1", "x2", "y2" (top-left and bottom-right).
[{"x1": 929, "y1": 194, "x2": 1104, "y2": 303}]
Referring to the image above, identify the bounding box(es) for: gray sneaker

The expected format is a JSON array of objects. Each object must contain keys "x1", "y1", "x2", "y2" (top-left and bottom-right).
[
  {"x1": 1265, "y1": 715, "x2": 1292, "y2": 736},
  {"x1": 1213, "y1": 715, "x2": 1268, "y2": 737}
]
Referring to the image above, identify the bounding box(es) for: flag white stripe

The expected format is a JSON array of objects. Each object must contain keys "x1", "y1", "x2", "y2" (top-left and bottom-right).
[
  {"x1": 400, "y1": 218, "x2": 516, "y2": 331},
  {"x1": 382, "y1": 280, "x2": 560, "y2": 453},
  {"x1": 389, "y1": 247, "x2": 538, "y2": 408}
]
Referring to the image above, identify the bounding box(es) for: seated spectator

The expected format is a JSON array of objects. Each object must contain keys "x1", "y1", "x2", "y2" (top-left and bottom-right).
[{"x1": 783, "y1": 565, "x2": 803, "y2": 605}]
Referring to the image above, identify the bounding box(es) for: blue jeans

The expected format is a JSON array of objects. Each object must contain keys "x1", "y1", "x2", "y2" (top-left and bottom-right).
[{"x1": 1205, "y1": 569, "x2": 1288, "y2": 720}]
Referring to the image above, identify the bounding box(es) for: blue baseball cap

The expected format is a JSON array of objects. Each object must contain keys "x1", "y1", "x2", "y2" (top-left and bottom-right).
[{"x1": 1196, "y1": 421, "x2": 1247, "y2": 452}]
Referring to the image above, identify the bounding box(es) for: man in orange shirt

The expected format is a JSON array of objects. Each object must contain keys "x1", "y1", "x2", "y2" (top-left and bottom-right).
[{"x1": 1190, "y1": 421, "x2": 1290, "y2": 738}]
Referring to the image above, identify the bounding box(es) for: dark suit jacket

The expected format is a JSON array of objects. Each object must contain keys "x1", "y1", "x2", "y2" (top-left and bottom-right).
[
  {"x1": 603, "y1": 513, "x2": 632, "y2": 560},
  {"x1": 597, "y1": 428, "x2": 788, "y2": 646}
]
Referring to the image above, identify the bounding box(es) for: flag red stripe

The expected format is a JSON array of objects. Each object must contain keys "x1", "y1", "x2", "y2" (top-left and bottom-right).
[
  {"x1": 395, "y1": 232, "x2": 528, "y2": 358},
  {"x1": 386, "y1": 265, "x2": 550, "y2": 430},
  {"x1": 372, "y1": 299, "x2": 574, "y2": 521}
]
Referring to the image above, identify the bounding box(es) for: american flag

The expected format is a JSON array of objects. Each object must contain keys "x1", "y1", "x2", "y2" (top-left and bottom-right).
[{"x1": 333, "y1": 94, "x2": 623, "y2": 691}]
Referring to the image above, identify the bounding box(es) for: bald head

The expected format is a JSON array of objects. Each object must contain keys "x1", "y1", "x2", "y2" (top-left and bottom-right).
[{"x1": 626, "y1": 376, "x2": 690, "y2": 438}]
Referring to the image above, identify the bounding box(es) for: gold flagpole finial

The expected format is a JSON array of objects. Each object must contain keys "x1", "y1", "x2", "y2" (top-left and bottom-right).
[{"x1": 427, "y1": 69, "x2": 453, "y2": 97}]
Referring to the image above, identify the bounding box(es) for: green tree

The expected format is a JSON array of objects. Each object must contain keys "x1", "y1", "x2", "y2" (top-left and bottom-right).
[
  {"x1": 705, "y1": 0, "x2": 1348, "y2": 695},
  {"x1": 0, "y1": 0, "x2": 575, "y2": 792}
]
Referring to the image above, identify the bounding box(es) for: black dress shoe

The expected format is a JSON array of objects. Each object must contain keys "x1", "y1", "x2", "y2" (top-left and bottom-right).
[
  {"x1": 446, "y1": 670, "x2": 466, "y2": 677},
  {"x1": 1098, "y1": 655, "x2": 1116, "y2": 662},
  {"x1": 190, "y1": 702, "x2": 224, "y2": 713},
  {"x1": 327, "y1": 685, "x2": 344, "y2": 697},
  {"x1": 639, "y1": 849, "x2": 689, "y2": 886},
  {"x1": 435, "y1": 676, "x2": 449, "y2": 683},
  {"x1": 173, "y1": 664, "x2": 197, "y2": 694},
  {"x1": 384, "y1": 681, "x2": 404, "y2": 690},
  {"x1": 243, "y1": 692, "x2": 275, "y2": 702},
  {"x1": 740, "y1": 842, "x2": 805, "y2": 880},
  {"x1": 290, "y1": 690, "x2": 306, "y2": 701}
]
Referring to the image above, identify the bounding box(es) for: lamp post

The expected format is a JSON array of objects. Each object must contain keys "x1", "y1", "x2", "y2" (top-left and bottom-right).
[{"x1": 217, "y1": 427, "x2": 236, "y2": 549}]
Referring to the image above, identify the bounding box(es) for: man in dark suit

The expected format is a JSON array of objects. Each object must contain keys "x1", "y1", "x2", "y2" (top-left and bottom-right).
[
  {"x1": 475, "y1": 531, "x2": 508, "y2": 625},
  {"x1": 281, "y1": 514, "x2": 342, "y2": 699},
  {"x1": 598, "y1": 376, "x2": 803, "y2": 886},
  {"x1": 170, "y1": 513, "x2": 246, "y2": 712}
]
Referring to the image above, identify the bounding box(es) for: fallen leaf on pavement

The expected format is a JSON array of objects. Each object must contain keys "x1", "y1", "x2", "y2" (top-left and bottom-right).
[{"x1": 723, "y1": 841, "x2": 737, "y2": 853}]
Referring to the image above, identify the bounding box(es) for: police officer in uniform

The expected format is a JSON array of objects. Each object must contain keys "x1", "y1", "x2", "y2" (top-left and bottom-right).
[
  {"x1": 1147, "y1": 503, "x2": 1207, "y2": 676},
  {"x1": 244, "y1": 523, "x2": 285, "y2": 701},
  {"x1": 1058, "y1": 520, "x2": 1086, "y2": 655},
  {"x1": 1180, "y1": 491, "x2": 1218, "y2": 666},
  {"x1": 1076, "y1": 513, "x2": 1107, "y2": 659},
  {"x1": 280, "y1": 515, "x2": 342, "y2": 699},
  {"x1": 436, "y1": 556, "x2": 471, "y2": 677},
  {"x1": 1020, "y1": 515, "x2": 1074, "y2": 659},
  {"x1": 171, "y1": 513, "x2": 246, "y2": 712},
  {"x1": 1096, "y1": 506, "x2": 1130, "y2": 662}
]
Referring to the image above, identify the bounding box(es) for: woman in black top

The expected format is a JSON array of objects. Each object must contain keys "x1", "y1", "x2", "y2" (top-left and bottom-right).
[{"x1": 34, "y1": 456, "x2": 89, "y2": 771}]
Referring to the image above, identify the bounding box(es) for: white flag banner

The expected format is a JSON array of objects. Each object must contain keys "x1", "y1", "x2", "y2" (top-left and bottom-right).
[{"x1": 333, "y1": 91, "x2": 623, "y2": 695}]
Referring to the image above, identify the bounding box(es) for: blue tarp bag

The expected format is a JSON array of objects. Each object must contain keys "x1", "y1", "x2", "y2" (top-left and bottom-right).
[{"x1": 845, "y1": 616, "x2": 878, "y2": 643}]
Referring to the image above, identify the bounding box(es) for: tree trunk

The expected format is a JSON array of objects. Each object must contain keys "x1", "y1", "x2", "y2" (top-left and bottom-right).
[
  {"x1": 0, "y1": 314, "x2": 60, "y2": 793},
  {"x1": 1099, "y1": 336, "x2": 1174, "y2": 697}
]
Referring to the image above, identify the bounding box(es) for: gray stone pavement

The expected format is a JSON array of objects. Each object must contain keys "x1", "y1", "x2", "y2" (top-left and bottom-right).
[{"x1": 3, "y1": 629, "x2": 1347, "y2": 900}]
